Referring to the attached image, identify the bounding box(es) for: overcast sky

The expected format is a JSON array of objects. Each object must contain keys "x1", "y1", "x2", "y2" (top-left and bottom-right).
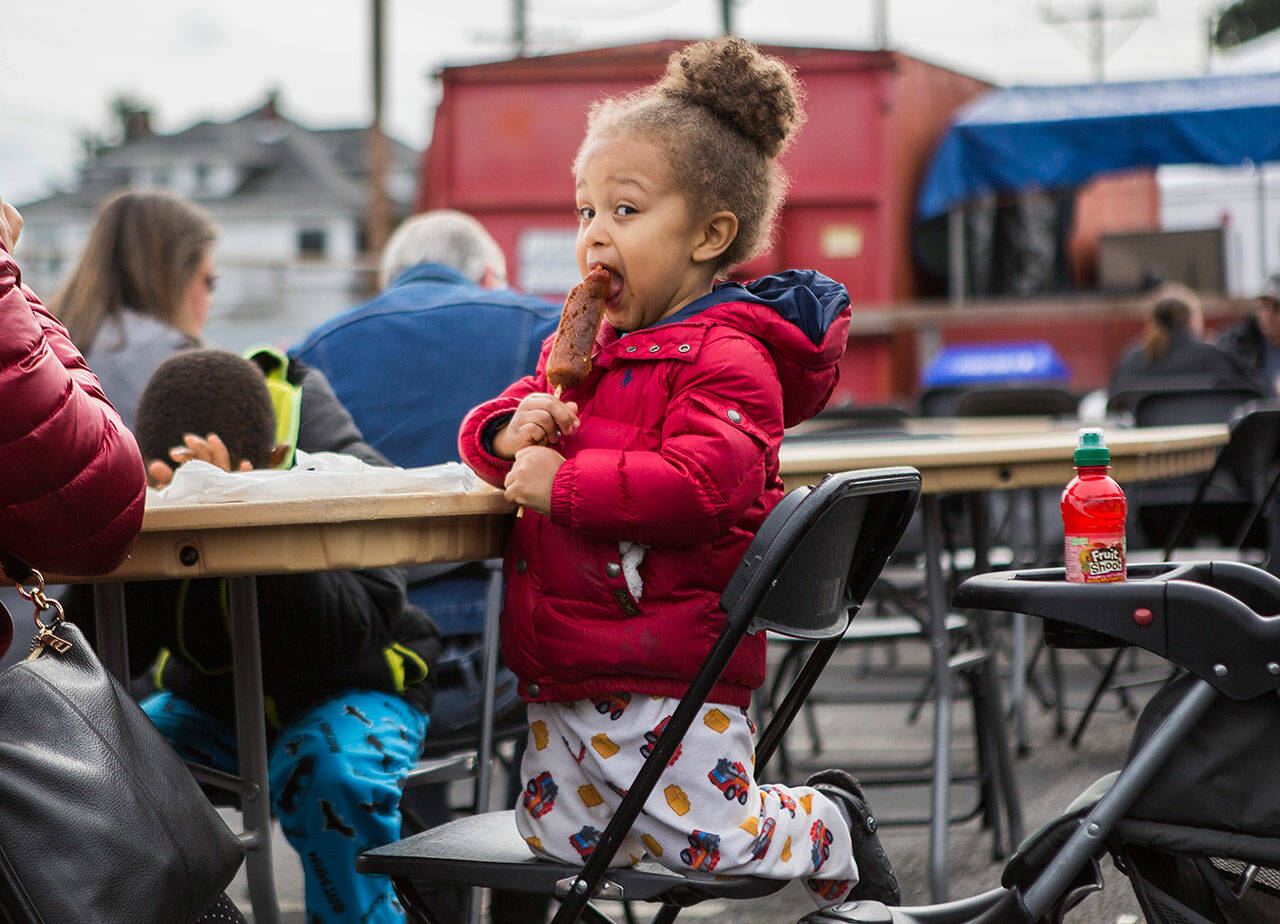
[{"x1": 4, "y1": 0, "x2": 1277, "y2": 204}]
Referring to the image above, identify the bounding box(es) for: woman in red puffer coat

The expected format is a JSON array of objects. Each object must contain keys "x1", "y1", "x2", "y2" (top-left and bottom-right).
[
  {"x1": 0, "y1": 198, "x2": 249, "y2": 923},
  {"x1": 0, "y1": 196, "x2": 145, "y2": 578}
]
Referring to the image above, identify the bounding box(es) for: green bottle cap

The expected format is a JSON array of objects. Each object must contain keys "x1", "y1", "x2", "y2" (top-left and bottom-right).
[{"x1": 1074, "y1": 427, "x2": 1110, "y2": 466}]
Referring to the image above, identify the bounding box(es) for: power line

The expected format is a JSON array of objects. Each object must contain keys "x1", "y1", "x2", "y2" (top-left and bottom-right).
[
  {"x1": 1041, "y1": 1, "x2": 1156, "y2": 81},
  {"x1": 530, "y1": 0, "x2": 684, "y2": 20}
]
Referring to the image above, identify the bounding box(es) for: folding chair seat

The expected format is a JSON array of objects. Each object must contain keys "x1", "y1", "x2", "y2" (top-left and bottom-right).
[{"x1": 359, "y1": 467, "x2": 922, "y2": 924}]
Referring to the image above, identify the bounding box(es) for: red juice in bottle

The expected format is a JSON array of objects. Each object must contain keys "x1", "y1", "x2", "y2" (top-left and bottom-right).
[{"x1": 1061, "y1": 428, "x2": 1127, "y2": 583}]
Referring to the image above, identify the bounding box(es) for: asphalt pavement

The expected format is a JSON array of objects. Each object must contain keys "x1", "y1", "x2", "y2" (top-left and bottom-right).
[{"x1": 230, "y1": 634, "x2": 1162, "y2": 923}]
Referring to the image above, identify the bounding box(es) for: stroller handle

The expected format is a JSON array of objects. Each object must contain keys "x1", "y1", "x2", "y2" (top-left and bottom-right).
[{"x1": 954, "y1": 561, "x2": 1280, "y2": 700}]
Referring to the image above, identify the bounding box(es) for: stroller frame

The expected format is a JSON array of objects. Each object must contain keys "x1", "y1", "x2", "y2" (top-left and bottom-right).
[{"x1": 807, "y1": 559, "x2": 1280, "y2": 924}]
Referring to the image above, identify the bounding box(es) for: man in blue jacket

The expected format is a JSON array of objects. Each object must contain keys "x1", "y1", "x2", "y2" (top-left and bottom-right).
[{"x1": 293, "y1": 210, "x2": 558, "y2": 637}]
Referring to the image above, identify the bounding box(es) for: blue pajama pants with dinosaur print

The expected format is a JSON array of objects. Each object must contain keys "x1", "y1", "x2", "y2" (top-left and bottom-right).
[
  {"x1": 518, "y1": 694, "x2": 857, "y2": 908},
  {"x1": 143, "y1": 688, "x2": 428, "y2": 923}
]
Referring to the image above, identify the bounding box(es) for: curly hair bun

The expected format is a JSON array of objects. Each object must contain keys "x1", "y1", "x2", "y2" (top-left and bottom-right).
[{"x1": 658, "y1": 36, "x2": 804, "y2": 159}]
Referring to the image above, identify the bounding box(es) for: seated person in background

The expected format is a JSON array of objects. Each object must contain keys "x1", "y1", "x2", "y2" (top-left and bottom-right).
[
  {"x1": 1109, "y1": 286, "x2": 1273, "y2": 400},
  {"x1": 52, "y1": 188, "x2": 219, "y2": 431},
  {"x1": 65, "y1": 349, "x2": 441, "y2": 924},
  {"x1": 1217, "y1": 273, "x2": 1280, "y2": 396},
  {"x1": 292, "y1": 209, "x2": 559, "y2": 642}
]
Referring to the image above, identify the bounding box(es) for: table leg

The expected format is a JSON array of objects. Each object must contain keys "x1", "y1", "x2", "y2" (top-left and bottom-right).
[
  {"x1": 227, "y1": 576, "x2": 281, "y2": 924},
  {"x1": 1012, "y1": 611, "x2": 1029, "y2": 753},
  {"x1": 963, "y1": 494, "x2": 1025, "y2": 849},
  {"x1": 475, "y1": 561, "x2": 503, "y2": 815},
  {"x1": 93, "y1": 583, "x2": 129, "y2": 682},
  {"x1": 923, "y1": 496, "x2": 953, "y2": 902},
  {"x1": 468, "y1": 562, "x2": 505, "y2": 924},
  {"x1": 1012, "y1": 487, "x2": 1049, "y2": 754}
]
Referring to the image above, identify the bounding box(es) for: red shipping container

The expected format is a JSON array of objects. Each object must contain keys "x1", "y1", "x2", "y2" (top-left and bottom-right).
[{"x1": 420, "y1": 42, "x2": 991, "y2": 405}]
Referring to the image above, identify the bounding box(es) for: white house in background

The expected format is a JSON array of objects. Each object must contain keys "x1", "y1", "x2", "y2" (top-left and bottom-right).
[{"x1": 16, "y1": 93, "x2": 419, "y2": 352}]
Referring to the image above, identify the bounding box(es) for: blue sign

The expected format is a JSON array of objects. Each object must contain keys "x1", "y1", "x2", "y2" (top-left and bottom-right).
[{"x1": 922, "y1": 341, "x2": 1070, "y2": 387}]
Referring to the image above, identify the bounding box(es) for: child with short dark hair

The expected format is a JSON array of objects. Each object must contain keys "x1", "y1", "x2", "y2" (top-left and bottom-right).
[
  {"x1": 459, "y1": 36, "x2": 897, "y2": 909},
  {"x1": 134, "y1": 347, "x2": 281, "y2": 472},
  {"x1": 83, "y1": 347, "x2": 441, "y2": 924}
]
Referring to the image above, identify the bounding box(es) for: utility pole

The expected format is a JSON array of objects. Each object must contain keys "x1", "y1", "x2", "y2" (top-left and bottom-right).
[
  {"x1": 1204, "y1": 11, "x2": 1216, "y2": 74},
  {"x1": 1041, "y1": 1, "x2": 1154, "y2": 82},
  {"x1": 872, "y1": 0, "x2": 888, "y2": 49},
  {"x1": 366, "y1": 0, "x2": 392, "y2": 262},
  {"x1": 720, "y1": 0, "x2": 734, "y2": 35},
  {"x1": 513, "y1": 0, "x2": 528, "y2": 56}
]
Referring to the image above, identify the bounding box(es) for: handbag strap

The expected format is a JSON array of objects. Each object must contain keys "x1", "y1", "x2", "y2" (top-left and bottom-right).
[
  {"x1": 0, "y1": 547, "x2": 35, "y2": 585},
  {"x1": 0, "y1": 547, "x2": 72, "y2": 654}
]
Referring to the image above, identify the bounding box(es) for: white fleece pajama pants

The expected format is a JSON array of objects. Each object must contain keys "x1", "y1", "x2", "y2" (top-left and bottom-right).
[{"x1": 516, "y1": 693, "x2": 858, "y2": 907}]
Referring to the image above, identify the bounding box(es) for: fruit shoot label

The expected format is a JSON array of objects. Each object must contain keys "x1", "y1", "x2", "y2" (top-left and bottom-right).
[{"x1": 1065, "y1": 534, "x2": 1126, "y2": 583}]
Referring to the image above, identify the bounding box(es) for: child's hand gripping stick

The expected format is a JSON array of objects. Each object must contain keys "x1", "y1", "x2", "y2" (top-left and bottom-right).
[{"x1": 516, "y1": 266, "x2": 609, "y2": 517}]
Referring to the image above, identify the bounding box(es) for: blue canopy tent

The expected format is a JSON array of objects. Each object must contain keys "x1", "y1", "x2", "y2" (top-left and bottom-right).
[{"x1": 916, "y1": 71, "x2": 1280, "y2": 301}]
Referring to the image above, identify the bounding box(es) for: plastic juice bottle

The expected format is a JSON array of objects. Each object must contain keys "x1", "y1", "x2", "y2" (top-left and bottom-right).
[{"x1": 1061, "y1": 428, "x2": 1127, "y2": 583}]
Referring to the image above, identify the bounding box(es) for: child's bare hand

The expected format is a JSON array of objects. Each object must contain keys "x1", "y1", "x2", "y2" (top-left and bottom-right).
[
  {"x1": 493, "y1": 394, "x2": 579, "y2": 459},
  {"x1": 503, "y1": 446, "x2": 565, "y2": 514},
  {"x1": 147, "y1": 432, "x2": 251, "y2": 487}
]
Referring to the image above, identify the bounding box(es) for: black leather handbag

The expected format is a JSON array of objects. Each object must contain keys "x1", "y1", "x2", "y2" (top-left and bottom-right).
[{"x1": 0, "y1": 551, "x2": 244, "y2": 923}]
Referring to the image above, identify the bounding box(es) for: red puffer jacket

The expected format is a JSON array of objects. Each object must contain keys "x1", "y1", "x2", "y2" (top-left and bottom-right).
[
  {"x1": 460, "y1": 271, "x2": 850, "y2": 707},
  {"x1": 0, "y1": 245, "x2": 146, "y2": 576}
]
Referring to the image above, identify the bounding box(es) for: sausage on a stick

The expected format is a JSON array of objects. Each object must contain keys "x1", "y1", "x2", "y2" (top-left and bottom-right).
[{"x1": 546, "y1": 264, "x2": 611, "y2": 398}]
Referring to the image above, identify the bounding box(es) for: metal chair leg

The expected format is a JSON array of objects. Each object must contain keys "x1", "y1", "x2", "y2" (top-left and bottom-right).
[{"x1": 1069, "y1": 648, "x2": 1125, "y2": 748}]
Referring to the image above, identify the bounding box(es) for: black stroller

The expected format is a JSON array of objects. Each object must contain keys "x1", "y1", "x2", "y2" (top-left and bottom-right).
[{"x1": 806, "y1": 560, "x2": 1280, "y2": 924}]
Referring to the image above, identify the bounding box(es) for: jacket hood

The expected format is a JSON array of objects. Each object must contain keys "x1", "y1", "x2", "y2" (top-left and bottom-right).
[{"x1": 690, "y1": 270, "x2": 851, "y2": 427}]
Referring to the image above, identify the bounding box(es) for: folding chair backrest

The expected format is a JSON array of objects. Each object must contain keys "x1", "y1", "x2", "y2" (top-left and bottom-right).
[
  {"x1": 720, "y1": 467, "x2": 921, "y2": 641},
  {"x1": 1106, "y1": 375, "x2": 1219, "y2": 416},
  {"x1": 1219, "y1": 404, "x2": 1280, "y2": 504},
  {"x1": 1158, "y1": 403, "x2": 1280, "y2": 558},
  {"x1": 810, "y1": 404, "x2": 913, "y2": 431},
  {"x1": 917, "y1": 385, "x2": 969, "y2": 417},
  {"x1": 956, "y1": 385, "x2": 1079, "y2": 418},
  {"x1": 1132, "y1": 387, "x2": 1262, "y2": 427}
]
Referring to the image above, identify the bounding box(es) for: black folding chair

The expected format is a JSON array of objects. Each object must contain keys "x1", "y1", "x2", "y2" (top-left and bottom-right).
[
  {"x1": 1108, "y1": 384, "x2": 1263, "y2": 424},
  {"x1": 919, "y1": 382, "x2": 1076, "y2": 420},
  {"x1": 358, "y1": 467, "x2": 922, "y2": 924},
  {"x1": 954, "y1": 385, "x2": 1078, "y2": 419}
]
